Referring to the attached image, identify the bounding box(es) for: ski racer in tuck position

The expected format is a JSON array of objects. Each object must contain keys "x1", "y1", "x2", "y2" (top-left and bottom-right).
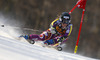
[{"x1": 21, "y1": 12, "x2": 73, "y2": 50}]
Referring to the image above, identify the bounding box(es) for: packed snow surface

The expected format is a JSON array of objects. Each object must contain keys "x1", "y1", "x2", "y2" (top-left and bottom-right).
[{"x1": 0, "y1": 30, "x2": 96, "y2": 60}]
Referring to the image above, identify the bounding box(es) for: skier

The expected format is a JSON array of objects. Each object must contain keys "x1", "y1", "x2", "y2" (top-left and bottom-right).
[{"x1": 22, "y1": 12, "x2": 73, "y2": 45}]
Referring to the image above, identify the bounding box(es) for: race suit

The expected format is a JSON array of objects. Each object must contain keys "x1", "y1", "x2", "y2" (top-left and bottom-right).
[{"x1": 29, "y1": 18, "x2": 73, "y2": 44}]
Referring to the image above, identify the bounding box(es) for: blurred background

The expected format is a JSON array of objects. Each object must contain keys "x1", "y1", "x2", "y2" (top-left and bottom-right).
[{"x1": 0, "y1": 0, "x2": 100, "y2": 59}]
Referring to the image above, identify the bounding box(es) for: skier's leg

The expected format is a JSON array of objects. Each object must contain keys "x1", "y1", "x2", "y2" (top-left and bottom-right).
[
  {"x1": 21, "y1": 29, "x2": 54, "y2": 41},
  {"x1": 39, "y1": 31, "x2": 53, "y2": 40},
  {"x1": 29, "y1": 34, "x2": 41, "y2": 40},
  {"x1": 28, "y1": 30, "x2": 53, "y2": 41},
  {"x1": 20, "y1": 34, "x2": 41, "y2": 41}
]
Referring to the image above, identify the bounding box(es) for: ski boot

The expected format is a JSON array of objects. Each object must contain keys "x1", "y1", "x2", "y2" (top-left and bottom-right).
[{"x1": 19, "y1": 35, "x2": 35, "y2": 44}]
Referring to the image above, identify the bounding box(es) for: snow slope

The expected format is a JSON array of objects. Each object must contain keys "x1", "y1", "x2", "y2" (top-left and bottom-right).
[
  {"x1": 0, "y1": 13, "x2": 97, "y2": 60},
  {"x1": 0, "y1": 35, "x2": 97, "y2": 60}
]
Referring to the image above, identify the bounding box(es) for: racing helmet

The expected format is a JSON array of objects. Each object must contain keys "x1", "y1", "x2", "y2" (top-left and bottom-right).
[{"x1": 60, "y1": 12, "x2": 71, "y2": 24}]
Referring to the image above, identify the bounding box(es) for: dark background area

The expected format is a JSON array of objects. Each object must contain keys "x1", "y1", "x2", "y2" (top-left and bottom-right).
[{"x1": 0, "y1": 0, "x2": 100, "y2": 59}]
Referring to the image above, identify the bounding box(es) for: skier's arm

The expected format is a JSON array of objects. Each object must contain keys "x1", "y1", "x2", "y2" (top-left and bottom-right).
[{"x1": 49, "y1": 18, "x2": 59, "y2": 34}]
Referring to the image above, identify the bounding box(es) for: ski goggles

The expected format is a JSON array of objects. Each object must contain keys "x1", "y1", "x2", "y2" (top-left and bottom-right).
[{"x1": 62, "y1": 19, "x2": 70, "y2": 24}]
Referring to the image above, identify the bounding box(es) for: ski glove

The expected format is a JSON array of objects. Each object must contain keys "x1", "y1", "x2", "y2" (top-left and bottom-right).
[{"x1": 57, "y1": 36, "x2": 66, "y2": 42}]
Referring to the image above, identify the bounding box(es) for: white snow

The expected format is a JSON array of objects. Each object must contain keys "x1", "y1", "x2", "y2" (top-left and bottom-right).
[{"x1": 0, "y1": 32, "x2": 97, "y2": 60}]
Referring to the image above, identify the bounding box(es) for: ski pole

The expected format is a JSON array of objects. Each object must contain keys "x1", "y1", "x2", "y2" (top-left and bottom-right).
[
  {"x1": 69, "y1": 0, "x2": 82, "y2": 14},
  {"x1": 74, "y1": 9, "x2": 85, "y2": 53}
]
